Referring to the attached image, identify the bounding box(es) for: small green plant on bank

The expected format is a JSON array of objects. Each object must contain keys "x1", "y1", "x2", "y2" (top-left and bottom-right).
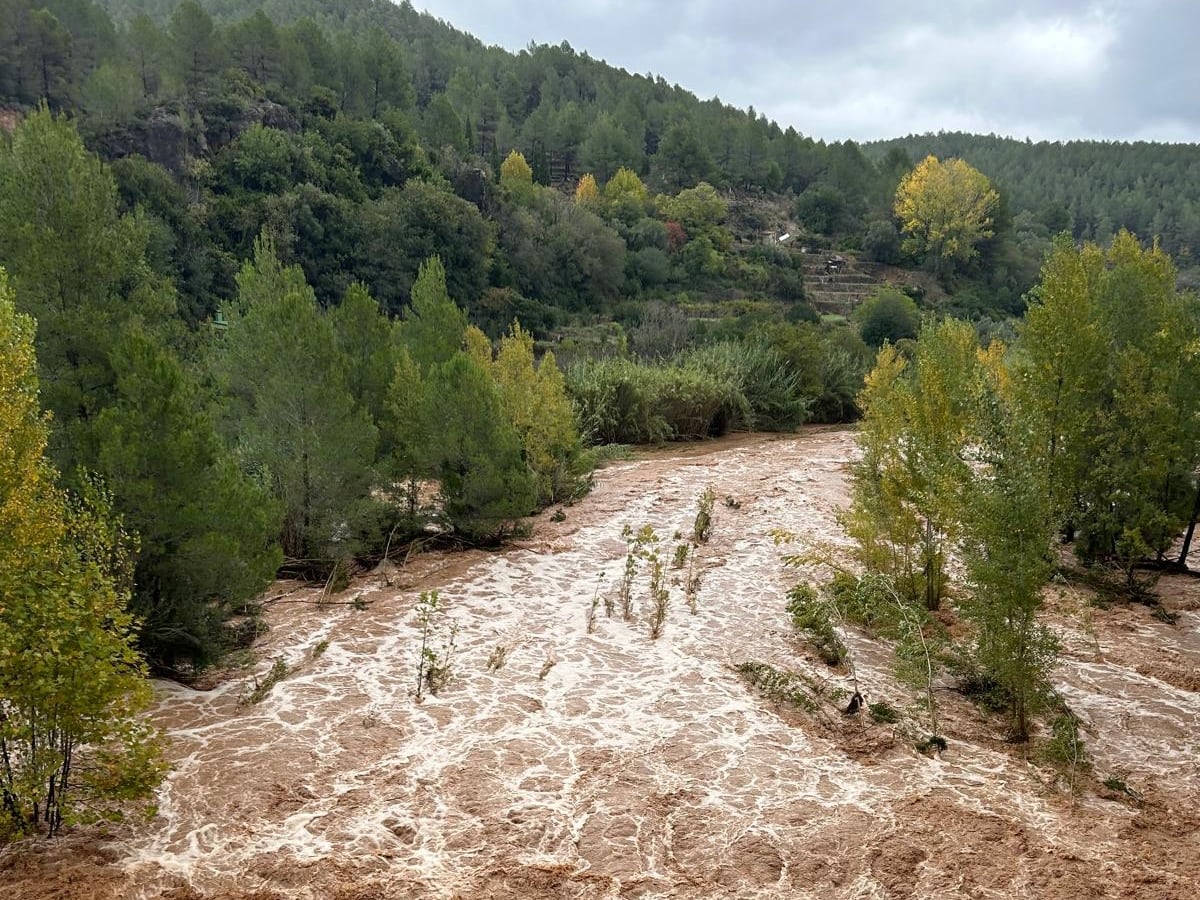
[
  {"x1": 868, "y1": 700, "x2": 900, "y2": 724},
  {"x1": 785, "y1": 583, "x2": 847, "y2": 666},
  {"x1": 415, "y1": 591, "x2": 458, "y2": 699},
  {"x1": 242, "y1": 658, "x2": 288, "y2": 706},
  {"x1": 694, "y1": 486, "x2": 717, "y2": 544},
  {"x1": 916, "y1": 734, "x2": 948, "y2": 755},
  {"x1": 1101, "y1": 772, "x2": 1143, "y2": 802}
]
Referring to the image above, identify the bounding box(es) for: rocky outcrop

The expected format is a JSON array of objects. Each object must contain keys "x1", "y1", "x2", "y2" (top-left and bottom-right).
[{"x1": 88, "y1": 98, "x2": 300, "y2": 174}]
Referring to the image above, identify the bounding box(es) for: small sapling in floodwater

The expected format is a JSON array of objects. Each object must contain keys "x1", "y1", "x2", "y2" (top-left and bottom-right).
[
  {"x1": 693, "y1": 486, "x2": 717, "y2": 544},
  {"x1": 672, "y1": 542, "x2": 689, "y2": 569},
  {"x1": 684, "y1": 547, "x2": 702, "y2": 614},
  {"x1": 646, "y1": 552, "x2": 670, "y2": 639},
  {"x1": 415, "y1": 590, "x2": 458, "y2": 699},
  {"x1": 486, "y1": 643, "x2": 511, "y2": 671},
  {"x1": 587, "y1": 572, "x2": 605, "y2": 633},
  {"x1": 619, "y1": 524, "x2": 658, "y2": 620}
]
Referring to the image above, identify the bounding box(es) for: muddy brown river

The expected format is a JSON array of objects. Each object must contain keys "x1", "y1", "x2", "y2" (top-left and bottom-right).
[{"x1": 2, "y1": 428, "x2": 1198, "y2": 899}]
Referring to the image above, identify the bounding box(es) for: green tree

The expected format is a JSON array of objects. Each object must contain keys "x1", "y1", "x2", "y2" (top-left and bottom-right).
[
  {"x1": 0, "y1": 107, "x2": 174, "y2": 476},
  {"x1": 0, "y1": 272, "x2": 164, "y2": 838},
  {"x1": 894, "y1": 155, "x2": 999, "y2": 274},
  {"x1": 216, "y1": 238, "x2": 380, "y2": 564},
  {"x1": 168, "y1": 0, "x2": 219, "y2": 96},
  {"x1": 845, "y1": 320, "x2": 980, "y2": 610},
  {"x1": 329, "y1": 282, "x2": 398, "y2": 427},
  {"x1": 959, "y1": 344, "x2": 1059, "y2": 740},
  {"x1": 94, "y1": 330, "x2": 281, "y2": 668},
  {"x1": 1017, "y1": 232, "x2": 1200, "y2": 578},
  {"x1": 855, "y1": 288, "x2": 920, "y2": 348},
  {"x1": 419, "y1": 352, "x2": 535, "y2": 541},
  {"x1": 400, "y1": 255, "x2": 468, "y2": 374}
]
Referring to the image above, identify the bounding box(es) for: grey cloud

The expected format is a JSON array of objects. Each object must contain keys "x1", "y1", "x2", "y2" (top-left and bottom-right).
[{"x1": 415, "y1": 0, "x2": 1200, "y2": 142}]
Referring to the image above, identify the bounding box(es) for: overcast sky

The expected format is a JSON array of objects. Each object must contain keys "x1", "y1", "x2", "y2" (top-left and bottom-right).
[{"x1": 413, "y1": 0, "x2": 1199, "y2": 143}]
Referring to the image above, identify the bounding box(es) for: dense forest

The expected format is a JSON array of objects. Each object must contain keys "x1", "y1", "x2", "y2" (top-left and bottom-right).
[{"x1": 1, "y1": 0, "x2": 1199, "y2": 840}]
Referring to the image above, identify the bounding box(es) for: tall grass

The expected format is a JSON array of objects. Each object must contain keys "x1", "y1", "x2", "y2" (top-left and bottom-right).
[{"x1": 567, "y1": 340, "x2": 812, "y2": 445}]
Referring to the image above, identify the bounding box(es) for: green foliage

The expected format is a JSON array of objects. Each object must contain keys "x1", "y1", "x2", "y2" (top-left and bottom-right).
[
  {"x1": 785, "y1": 583, "x2": 847, "y2": 666},
  {"x1": 693, "y1": 485, "x2": 717, "y2": 544},
  {"x1": 733, "y1": 662, "x2": 822, "y2": 714},
  {"x1": 0, "y1": 275, "x2": 165, "y2": 839},
  {"x1": 418, "y1": 353, "x2": 536, "y2": 542},
  {"x1": 844, "y1": 320, "x2": 982, "y2": 610},
  {"x1": 1038, "y1": 710, "x2": 1092, "y2": 787},
  {"x1": 240, "y1": 658, "x2": 288, "y2": 706},
  {"x1": 215, "y1": 237, "x2": 380, "y2": 564},
  {"x1": 95, "y1": 329, "x2": 281, "y2": 668},
  {"x1": 1017, "y1": 232, "x2": 1200, "y2": 580},
  {"x1": 0, "y1": 107, "x2": 175, "y2": 476},
  {"x1": 414, "y1": 590, "x2": 457, "y2": 698},
  {"x1": 868, "y1": 701, "x2": 900, "y2": 724},
  {"x1": 855, "y1": 288, "x2": 921, "y2": 348},
  {"x1": 568, "y1": 340, "x2": 812, "y2": 446}
]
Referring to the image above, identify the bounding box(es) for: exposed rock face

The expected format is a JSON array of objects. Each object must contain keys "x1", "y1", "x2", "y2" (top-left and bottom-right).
[{"x1": 88, "y1": 99, "x2": 300, "y2": 174}]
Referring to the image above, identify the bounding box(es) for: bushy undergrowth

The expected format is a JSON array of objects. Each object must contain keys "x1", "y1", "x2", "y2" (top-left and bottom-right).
[{"x1": 568, "y1": 340, "x2": 812, "y2": 445}]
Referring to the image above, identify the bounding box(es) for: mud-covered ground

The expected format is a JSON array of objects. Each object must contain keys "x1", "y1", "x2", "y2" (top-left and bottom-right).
[{"x1": 2, "y1": 428, "x2": 1198, "y2": 899}]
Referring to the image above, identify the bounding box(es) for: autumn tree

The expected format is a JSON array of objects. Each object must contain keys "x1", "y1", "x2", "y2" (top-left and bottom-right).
[
  {"x1": 499, "y1": 148, "x2": 536, "y2": 202},
  {"x1": 0, "y1": 271, "x2": 164, "y2": 838},
  {"x1": 574, "y1": 172, "x2": 599, "y2": 206},
  {"x1": 894, "y1": 155, "x2": 999, "y2": 275},
  {"x1": 844, "y1": 319, "x2": 981, "y2": 610},
  {"x1": 479, "y1": 322, "x2": 582, "y2": 505}
]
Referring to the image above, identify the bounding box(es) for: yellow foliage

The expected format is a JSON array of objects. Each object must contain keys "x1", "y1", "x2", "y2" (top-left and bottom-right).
[
  {"x1": 894, "y1": 156, "x2": 998, "y2": 271},
  {"x1": 477, "y1": 322, "x2": 580, "y2": 504},
  {"x1": 574, "y1": 173, "x2": 599, "y2": 205},
  {"x1": 500, "y1": 149, "x2": 533, "y2": 186}
]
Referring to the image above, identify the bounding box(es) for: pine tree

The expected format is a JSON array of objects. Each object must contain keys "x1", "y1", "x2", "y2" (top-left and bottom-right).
[
  {"x1": 94, "y1": 330, "x2": 281, "y2": 668},
  {"x1": 216, "y1": 238, "x2": 379, "y2": 564}
]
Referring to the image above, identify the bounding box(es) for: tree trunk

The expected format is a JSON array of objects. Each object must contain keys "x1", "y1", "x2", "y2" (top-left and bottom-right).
[{"x1": 1176, "y1": 477, "x2": 1200, "y2": 568}]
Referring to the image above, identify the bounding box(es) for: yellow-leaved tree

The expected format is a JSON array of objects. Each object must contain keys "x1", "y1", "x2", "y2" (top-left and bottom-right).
[
  {"x1": 0, "y1": 269, "x2": 164, "y2": 839},
  {"x1": 471, "y1": 322, "x2": 582, "y2": 505},
  {"x1": 894, "y1": 155, "x2": 999, "y2": 274},
  {"x1": 499, "y1": 149, "x2": 535, "y2": 202},
  {"x1": 574, "y1": 173, "x2": 600, "y2": 206}
]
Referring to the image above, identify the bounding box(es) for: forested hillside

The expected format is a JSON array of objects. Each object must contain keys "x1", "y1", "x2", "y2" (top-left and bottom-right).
[{"x1": 869, "y1": 132, "x2": 1200, "y2": 280}]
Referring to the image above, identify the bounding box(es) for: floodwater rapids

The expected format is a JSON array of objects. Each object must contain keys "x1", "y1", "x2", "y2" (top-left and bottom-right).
[{"x1": 2, "y1": 427, "x2": 1198, "y2": 899}]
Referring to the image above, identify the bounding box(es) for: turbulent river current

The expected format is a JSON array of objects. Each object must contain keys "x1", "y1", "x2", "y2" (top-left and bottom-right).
[{"x1": 3, "y1": 428, "x2": 1198, "y2": 899}]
